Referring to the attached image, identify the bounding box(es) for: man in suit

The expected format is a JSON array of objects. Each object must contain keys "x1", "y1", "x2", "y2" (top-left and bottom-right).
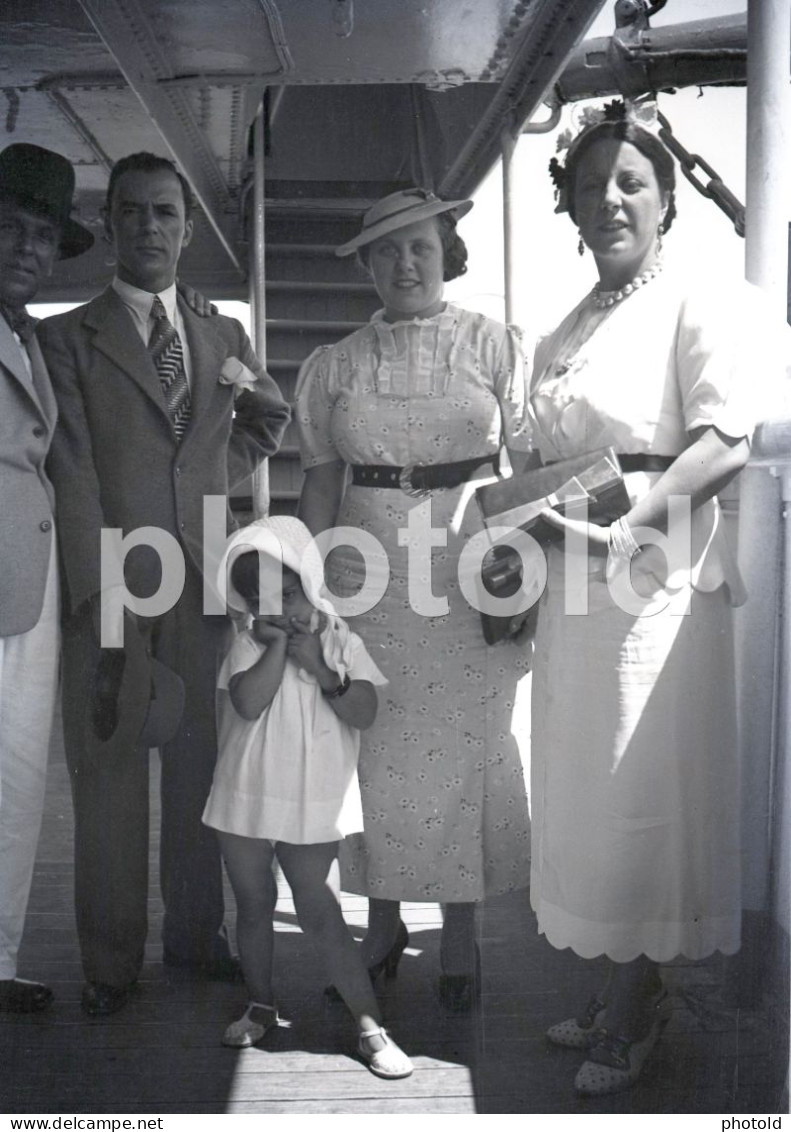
[
  {"x1": 38, "y1": 152, "x2": 291, "y2": 1016},
  {"x1": 0, "y1": 143, "x2": 94, "y2": 1013}
]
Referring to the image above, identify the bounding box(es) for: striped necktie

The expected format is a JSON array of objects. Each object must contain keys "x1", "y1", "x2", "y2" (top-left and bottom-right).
[
  {"x1": 148, "y1": 296, "x2": 191, "y2": 440},
  {"x1": 0, "y1": 303, "x2": 36, "y2": 344}
]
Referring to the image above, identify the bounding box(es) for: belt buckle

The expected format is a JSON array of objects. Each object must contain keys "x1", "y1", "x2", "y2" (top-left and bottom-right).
[{"x1": 398, "y1": 464, "x2": 430, "y2": 499}]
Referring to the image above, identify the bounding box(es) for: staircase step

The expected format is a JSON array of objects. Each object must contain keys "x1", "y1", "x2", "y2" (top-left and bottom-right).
[
  {"x1": 265, "y1": 280, "x2": 377, "y2": 321},
  {"x1": 266, "y1": 243, "x2": 348, "y2": 258},
  {"x1": 268, "y1": 318, "x2": 364, "y2": 334},
  {"x1": 268, "y1": 280, "x2": 376, "y2": 295},
  {"x1": 266, "y1": 319, "x2": 364, "y2": 363},
  {"x1": 266, "y1": 214, "x2": 362, "y2": 246}
]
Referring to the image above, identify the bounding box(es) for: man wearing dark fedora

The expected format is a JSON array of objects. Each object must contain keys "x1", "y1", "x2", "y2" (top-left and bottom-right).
[
  {"x1": 38, "y1": 152, "x2": 291, "y2": 1016},
  {"x1": 0, "y1": 143, "x2": 93, "y2": 1013}
]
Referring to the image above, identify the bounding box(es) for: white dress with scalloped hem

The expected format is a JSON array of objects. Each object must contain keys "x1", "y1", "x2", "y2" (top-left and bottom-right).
[{"x1": 527, "y1": 271, "x2": 780, "y2": 962}]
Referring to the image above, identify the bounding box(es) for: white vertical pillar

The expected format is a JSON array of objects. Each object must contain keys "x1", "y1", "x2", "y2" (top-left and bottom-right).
[
  {"x1": 250, "y1": 101, "x2": 270, "y2": 517},
  {"x1": 501, "y1": 126, "x2": 517, "y2": 326},
  {"x1": 745, "y1": 0, "x2": 791, "y2": 310},
  {"x1": 735, "y1": 0, "x2": 791, "y2": 1008}
]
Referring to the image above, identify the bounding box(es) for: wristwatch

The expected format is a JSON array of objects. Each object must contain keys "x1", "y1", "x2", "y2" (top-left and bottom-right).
[{"x1": 322, "y1": 673, "x2": 351, "y2": 699}]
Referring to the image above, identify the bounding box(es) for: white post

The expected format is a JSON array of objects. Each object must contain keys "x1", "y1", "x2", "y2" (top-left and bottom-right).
[
  {"x1": 745, "y1": 0, "x2": 791, "y2": 310},
  {"x1": 250, "y1": 101, "x2": 270, "y2": 517},
  {"x1": 501, "y1": 126, "x2": 517, "y2": 326},
  {"x1": 736, "y1": 0, "x2": 791, "y2": 1006}
]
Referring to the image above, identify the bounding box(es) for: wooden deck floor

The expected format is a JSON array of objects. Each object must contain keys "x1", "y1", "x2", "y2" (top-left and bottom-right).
[{"x1": 1, "y1": 722, "x2": 788, "y2": 1115}]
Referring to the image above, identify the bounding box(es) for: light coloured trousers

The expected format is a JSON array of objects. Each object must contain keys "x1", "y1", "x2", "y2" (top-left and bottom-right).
[{"x1": 0, "y1": 536, "x2": 59, "y2": 979}]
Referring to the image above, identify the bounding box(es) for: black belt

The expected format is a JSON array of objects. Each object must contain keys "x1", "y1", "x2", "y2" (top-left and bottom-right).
[
  {"x1": 547, "y1": 453, "x2": 674, "y2": 473},
  {"x1": 617, "y1": 454, "x2": 675, "y2": 473},
  {"x1": 351, "y1": 454, "x2": 499, "y2": 497}
]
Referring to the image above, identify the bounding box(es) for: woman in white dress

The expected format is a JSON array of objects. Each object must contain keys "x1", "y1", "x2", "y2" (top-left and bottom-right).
[
  {"x1": 526, "y1": 102, "x2": 776, "y2": 1095},
  {"x1": 296, "y1": 189, "x2": 532, "y2": 1011}
]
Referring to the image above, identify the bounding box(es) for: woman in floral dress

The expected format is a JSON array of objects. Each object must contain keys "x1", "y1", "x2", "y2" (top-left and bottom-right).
[{"x1": 296, "y1": 188, "x2": 532, "y2": 1010}]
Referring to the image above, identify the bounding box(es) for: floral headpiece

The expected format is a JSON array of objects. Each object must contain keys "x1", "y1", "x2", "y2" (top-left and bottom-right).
[{"x1": 549, "y1": 96, "x2": 661, "y2": 214}]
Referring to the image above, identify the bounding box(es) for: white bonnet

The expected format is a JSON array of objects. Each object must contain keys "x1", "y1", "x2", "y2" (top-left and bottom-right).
[{"x1": 218, "y1": 515, "x2": 328, "y2": 615}]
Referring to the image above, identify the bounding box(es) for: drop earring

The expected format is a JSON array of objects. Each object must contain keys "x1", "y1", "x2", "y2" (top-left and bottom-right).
[
  {"x1": 577, "y1": 234, "x2": 585, "y2": 257},
  {"x1": 656, "y1": 221, "x2": 664, "y2": 256}
]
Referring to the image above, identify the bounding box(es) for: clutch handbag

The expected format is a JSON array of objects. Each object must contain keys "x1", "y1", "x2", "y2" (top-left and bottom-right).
[{"x1": 474, "y1": 447, "x2": 631, "y2": 644}]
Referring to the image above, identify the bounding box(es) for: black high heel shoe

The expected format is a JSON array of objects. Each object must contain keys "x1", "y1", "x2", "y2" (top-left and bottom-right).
[
  {"x1": 367, "y1": 920, "x2": 409, "y2": 983},
  {"x1": 438, "y1": 942, "x2": 481, "y2": 1013},
  {"x1": 324, "y1": 920, "x2": 409, "y2": 1002}
]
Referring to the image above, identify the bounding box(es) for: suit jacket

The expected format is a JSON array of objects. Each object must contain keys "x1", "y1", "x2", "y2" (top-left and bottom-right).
[
  {"x1": 38, "y1": 287, "x2": 291, "y2": 617},
  {"x1": 0, "y1": 316, "x2": 58, "y2": 636}
]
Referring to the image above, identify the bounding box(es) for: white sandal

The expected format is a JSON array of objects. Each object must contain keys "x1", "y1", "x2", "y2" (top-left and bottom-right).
[
  {"x1": 222, "y1": 1001, "x2": 279, "y2": 1048},
  {"x1": 358, "y1": 1026, "x2": 413, "y2": 1079}
]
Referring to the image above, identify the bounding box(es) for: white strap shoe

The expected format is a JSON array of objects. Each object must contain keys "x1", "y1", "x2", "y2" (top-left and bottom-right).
[
  {"x1": 222, "y1": 1001, "x2": 279, "y2": 1048},
  {"x1": 358, "y1": 1027, "x2": 413, "y2": 1079}
]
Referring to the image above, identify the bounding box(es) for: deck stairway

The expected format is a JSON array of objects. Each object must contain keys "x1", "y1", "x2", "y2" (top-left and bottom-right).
[{"x1": 259, "y1": 189, "x2": 400, "y2": 515}]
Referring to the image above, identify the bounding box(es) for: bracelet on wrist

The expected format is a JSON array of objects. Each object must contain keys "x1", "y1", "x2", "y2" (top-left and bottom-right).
[
  {"x1": 322, "y1": 673, "x2": 351, "y2": 699},
  {"x1": 608, "y1": 516, "x2": 641, "y2": 561}
]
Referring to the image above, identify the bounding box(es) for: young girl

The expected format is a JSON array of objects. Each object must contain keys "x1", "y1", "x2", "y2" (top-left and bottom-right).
[{"x1": 202, "y1": 517, "x2": 412, "y2": 1079}]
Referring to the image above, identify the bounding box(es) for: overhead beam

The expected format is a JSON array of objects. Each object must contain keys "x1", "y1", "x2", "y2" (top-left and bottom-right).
[
  {"x1": 438, "y1": 0, "x2": 608, "y2": 199},
  {"x1": 76, "y1": 0, "x2": 243, "y2": 275}
]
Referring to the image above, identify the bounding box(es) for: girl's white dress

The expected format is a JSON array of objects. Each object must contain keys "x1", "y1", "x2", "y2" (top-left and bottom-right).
[{"x1": 202, "y1": 626, "x2": 386, "y2": 844}]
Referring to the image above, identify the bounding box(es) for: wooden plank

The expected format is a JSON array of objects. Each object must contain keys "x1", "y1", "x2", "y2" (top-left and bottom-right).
[{"x1": 2, "y1": 717, "x2": 787, "y2": 1117}]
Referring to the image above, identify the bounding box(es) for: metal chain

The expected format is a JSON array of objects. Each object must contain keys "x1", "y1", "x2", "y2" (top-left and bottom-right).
[{"x1": 657, "y1": 110, "x2": 745, "y2": 237}]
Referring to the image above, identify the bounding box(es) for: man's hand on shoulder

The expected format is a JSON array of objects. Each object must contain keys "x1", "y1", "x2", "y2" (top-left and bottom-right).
[{"x1": 177, "y1": 280, "x2": 217, "y2": 318}]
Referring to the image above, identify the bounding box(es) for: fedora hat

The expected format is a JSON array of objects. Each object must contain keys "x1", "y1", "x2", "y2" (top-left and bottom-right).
[
  {"x1": 87, "y1": 616, "x2": 185, "y2": 759},
  {"x1": 0, "y1": 143, "x2": 94, "y2": 259},
  {"x1": 335, "y1": 188, "x2": 473, "y2": 257}
]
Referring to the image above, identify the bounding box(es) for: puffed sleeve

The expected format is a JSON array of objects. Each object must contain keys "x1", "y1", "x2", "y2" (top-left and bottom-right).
[
  {"x1": 295, "y1": 345, "x2": 340, "y2": 469},
  {"x1": 492, "y1": 322, "x2": 534, "y2": 451},
  {"x1": 675, "y1": 281, "x2": 784, "y2": 441},
  {"x1": 217, "y1": 630, "x2": 262, "y2": 691}
]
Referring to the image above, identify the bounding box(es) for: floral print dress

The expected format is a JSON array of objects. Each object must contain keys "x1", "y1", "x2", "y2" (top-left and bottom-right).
[{"x1": 295, "y1": 305, "x2": 532, "y2": 901}]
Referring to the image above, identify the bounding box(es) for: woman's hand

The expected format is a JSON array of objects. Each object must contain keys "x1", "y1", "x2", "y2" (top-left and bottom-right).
[
  {"x1": 539, "y1": 507, "x2": 611, "y2": 554},
  {"x1": 176, "y1": 280, "x2": 217, "y2": 317}
]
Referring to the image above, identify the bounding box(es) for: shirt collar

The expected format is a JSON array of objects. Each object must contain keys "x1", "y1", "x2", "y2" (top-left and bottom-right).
[{"x1": 112, "y1": 277, "x2": 179, "y2": 323}]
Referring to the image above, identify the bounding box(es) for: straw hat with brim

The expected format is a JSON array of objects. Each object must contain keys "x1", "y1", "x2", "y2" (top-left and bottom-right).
[
  {"x1": 0, "y1": 143, "x2": 94, "y2": 259},
  {"x1": 86, "y1": 616, "x2": 186, "y2": 759},
  {"x1": 335, "y1": 188, "x2": 473, "y2": 257}
]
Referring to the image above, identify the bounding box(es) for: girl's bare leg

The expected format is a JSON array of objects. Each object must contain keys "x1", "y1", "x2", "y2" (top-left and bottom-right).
[
  {"x1": 217, "y1": 832, "x2": 277, "y2": 1004},
  {"x1": 277, "y1": 841, "x2": 380, "y2": 1032}
]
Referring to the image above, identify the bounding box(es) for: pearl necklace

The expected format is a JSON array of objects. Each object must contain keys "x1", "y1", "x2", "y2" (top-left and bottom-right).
[{"x1": 591, "y1": 260, "x2": 663, "y2": 309}]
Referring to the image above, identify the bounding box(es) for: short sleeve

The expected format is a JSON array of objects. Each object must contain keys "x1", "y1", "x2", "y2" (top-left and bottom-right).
[
  {"x1": 294, "y1": 345, "x2": 341, "y2": 470},
  {"x1": 347, "y1": 631, "x2": 388, "y2": 687},
  {"x1": 492, "y1": 322, "x2": 534, "y2": 452},
  {"x1": 217, "y1": 630, "x2": 263, "y2": 691},
  {"x1": 676, "y1": 281, "x2": 785, "y2": 441}
]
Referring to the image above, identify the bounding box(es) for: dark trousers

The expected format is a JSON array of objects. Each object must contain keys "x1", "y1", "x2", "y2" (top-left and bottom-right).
[{"x1": 61, "y1": 568, "x2": 231, "y2": 987}]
